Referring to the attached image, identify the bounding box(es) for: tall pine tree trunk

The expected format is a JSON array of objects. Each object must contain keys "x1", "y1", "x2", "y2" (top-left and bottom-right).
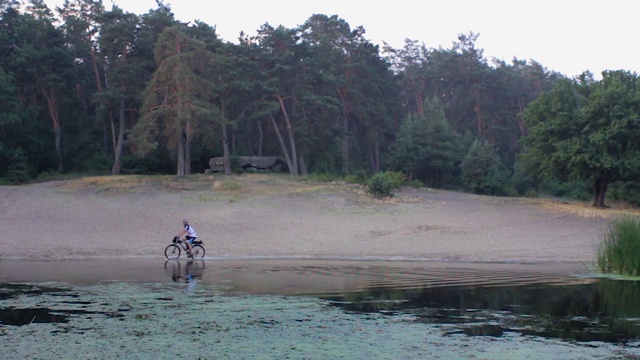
[
  {"x1": 341, "y1": 104, "x2": 350, "y2": 174},
  {"x1": 257, "y1": 120, "x2": 264, "y2": 157},
  {"x1": 112, "y1": 98, "x2": 126, "y2": 175},
  {"x1": 111, "y1": 47, "x2": 129, "y2": 175},
  {"x1": 91, "y1": 48, "x2": 110, "y2": 156},
  {"x1": 54, "y1": 125, "x2": 63, "y2": 173},
  {"x1": 415, "y1": 92, "x2": 424, "y2": 117},
  {"x1": 270, "y1": 116, "x2": 294, "y2": 176},
  {"x1": 185, "y1": 121, "x2": 192, "y2": 175},
  {"x1": 473, "y1": 88, "x2": 484, "y2": 137},
  {"x1": 222, "y1": 123, "x2": 231, "y2": 175},
  {"x1": 220, "y1": 99, "x2": 232, "y2": 175},
  {"x1": 337, "y1": 88, "x2": 350, "y2": 175},
  {"x1": 102, "y1": 122, "x2": 109, "y2": 156},
  {"x1": 177, "y1": 129, "x2": 185, "y2": 176},
  {"x1": 276, "y1": 95, "x2": 298, "y2": 176},
  {"x1": 298, "y1": 155, "x2": 308, "y2": 176},
  {"x1": 369, "y1": 140, "x2": 380, "y2": 174},
  {"x1": 43, "y1": 89, "x2": 63, "y2": 173}
]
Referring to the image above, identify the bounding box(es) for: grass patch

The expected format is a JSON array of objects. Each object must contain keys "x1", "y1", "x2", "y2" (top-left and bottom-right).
[
  {"x1": 304, "y1": 173, "x2": 340, "y2": 183},
  {"x1": 62, "y1": 174, "x2": 218, "y2": 192},
  {"x1": 597, "y1": 216, "x2": 640, "y2": 276},
  {"x1": 29, "y1": 171, "x2": 110, "y2": 184},
  {"x1": 214, "y1": 179, "x2": 242, "y2": 191}
]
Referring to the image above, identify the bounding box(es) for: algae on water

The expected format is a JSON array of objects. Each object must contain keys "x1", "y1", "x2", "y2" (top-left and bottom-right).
[{"x1": 1, "y1": 281, "x2": 639, "y2": 360}]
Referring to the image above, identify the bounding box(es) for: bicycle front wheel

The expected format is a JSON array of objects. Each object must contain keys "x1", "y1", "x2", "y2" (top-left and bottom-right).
[
  {"x1": 192, "y1": 245, "x2": 205, "y2": 259},
  {"x1": 165, "y1": 244, "x2": 181, "y2": 259}
]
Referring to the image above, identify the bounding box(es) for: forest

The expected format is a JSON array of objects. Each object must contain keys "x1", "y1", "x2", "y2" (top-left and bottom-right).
[{"x1": 1, "y1": 0, "x2": 640, "y2": 207}]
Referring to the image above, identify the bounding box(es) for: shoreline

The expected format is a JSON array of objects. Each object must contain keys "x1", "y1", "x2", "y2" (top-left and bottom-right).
[{"x1": 0, "y1": 257, "x2": 592, "y2": 288}]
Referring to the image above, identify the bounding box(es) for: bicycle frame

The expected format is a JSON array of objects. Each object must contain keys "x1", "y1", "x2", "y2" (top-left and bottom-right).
[{"x1": 165, "y1": 236, "x2": 205, "y2": 259}]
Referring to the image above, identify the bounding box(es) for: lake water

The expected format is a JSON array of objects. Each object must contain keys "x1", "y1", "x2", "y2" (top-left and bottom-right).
[{"x1": 1, "y1": 259, "x2": 639, "y2": 359}]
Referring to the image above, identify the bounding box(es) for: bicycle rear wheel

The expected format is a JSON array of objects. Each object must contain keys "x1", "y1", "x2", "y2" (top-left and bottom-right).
[
  {"x1": 192, "y1": 244, "x2": 205, "y2": 259},
  {"x1": 165, "y1": 244, "x2": 181, "y2": 259}
]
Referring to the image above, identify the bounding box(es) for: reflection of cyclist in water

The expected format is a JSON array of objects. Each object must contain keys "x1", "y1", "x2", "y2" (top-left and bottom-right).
[
  {"x1": 165, "y1": 260, "x2": 181, "y2": 282},
  {"x1": 165, "y1": 259, "x2": 203, "y2": 292},
  {"x1": 185, "y1": 260, "x2": 196, "y2": 292}
]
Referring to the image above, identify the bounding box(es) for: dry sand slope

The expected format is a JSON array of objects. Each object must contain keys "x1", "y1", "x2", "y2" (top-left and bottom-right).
[{"x1": 0, "y1": 174, "x2": 623, "y2": 263}]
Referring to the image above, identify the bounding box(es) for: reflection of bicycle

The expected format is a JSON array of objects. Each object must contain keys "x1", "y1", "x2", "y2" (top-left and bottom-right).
[
  {"x1": 165, "y1": 236, "x2": 205, "y2": 259},
  {"x1": 164, "y1": 259, "x2": 205, "y2": 282}
]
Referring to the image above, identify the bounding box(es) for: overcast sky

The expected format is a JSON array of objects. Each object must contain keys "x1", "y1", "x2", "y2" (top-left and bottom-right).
[{"x1": 44, "y1": 0, "x2": 638, "y2": 79}]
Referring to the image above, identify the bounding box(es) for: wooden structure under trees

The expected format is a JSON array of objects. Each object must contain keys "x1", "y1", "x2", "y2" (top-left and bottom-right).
[{"x1": 207, "y1": 156, "x2": 285, "y2": 173}]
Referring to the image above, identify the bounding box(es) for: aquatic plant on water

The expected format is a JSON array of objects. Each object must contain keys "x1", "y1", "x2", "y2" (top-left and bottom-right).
[{"x1": 597, "y1": 216, "x2": 640, "y2": 276}]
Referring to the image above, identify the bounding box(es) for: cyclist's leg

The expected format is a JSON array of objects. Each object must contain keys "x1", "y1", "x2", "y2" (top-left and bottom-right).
[{"x1": 185, "y1": 236, "x2": 195, "y2": 254}]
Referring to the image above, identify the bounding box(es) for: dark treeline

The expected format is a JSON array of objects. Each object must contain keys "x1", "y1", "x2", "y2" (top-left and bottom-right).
[{"x1": 2, "y1": 0, "x2": 639, "y2": 207}]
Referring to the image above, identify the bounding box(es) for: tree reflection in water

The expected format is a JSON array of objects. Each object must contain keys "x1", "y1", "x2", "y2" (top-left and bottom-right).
[{"x1": 324, "y1": 278, "x2": 640, "y2": 343}]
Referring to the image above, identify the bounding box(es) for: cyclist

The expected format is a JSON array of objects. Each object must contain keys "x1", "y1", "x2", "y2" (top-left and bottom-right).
[{"x1": 178, "y1": 218, "x2": 198, "y2": 258}]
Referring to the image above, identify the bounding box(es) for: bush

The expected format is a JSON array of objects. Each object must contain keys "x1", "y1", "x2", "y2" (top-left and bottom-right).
[
  {"x1": 385, "y1": 171, "x2": 407, "y2": 189},
  {"x1": 81, "y1": 153, "x2": 112, "y2": 173},
  {"x1": 344, "y1": 169, "x2": 369, "y2": 185},
  {"x1": 608, "y1": 181, "x2": 640, "y2": 207},
  {"x1": 461, "y1": 139, "x2": 511, "y2": 196},
  {"x1": 121, "y1": 155, "x2": 157, "y2": 174},
  {"x1": 367, "y1": 171, "x2": 406, "y2": 198},
  {"x1": 6, "y1": 147, "x2": 33, "y2": 184},
  {"x1": 597, "y1": 216, "x2": 640, "y2": 276},
  {"x1": 409, "y1": 179, "x2": 425, "y2": 189}
]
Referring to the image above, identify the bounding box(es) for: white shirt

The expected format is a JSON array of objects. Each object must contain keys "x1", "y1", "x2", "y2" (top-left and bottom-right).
[{"x1": 184, "y1": 225, "x2": 197, "y2": 238}]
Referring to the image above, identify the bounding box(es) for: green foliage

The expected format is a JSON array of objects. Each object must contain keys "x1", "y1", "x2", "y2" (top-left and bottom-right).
[
  {"x1": 305, "y1": 173, "x2": 338, "y2": 183},
  {"x1": 510, "y1": 160, "x2": 537, "y2": 196},
  {"x1": 512, "y1": 158, "x2": 592, "y2": 200},
  {"x1": 309, "y1": 152, "x2": 339, "y2": 176},
  {"x1": 0, "y1": 3, "x2": 566, "y2": 189},
  {"x1": 608, "y1": 182, "x2": 640, "y2": 207},
  {"x1": 129, "y1": 26, "x2": 221, "y2": 176},
  {"x1": 0, "y1": 69, "x2": 21, "y2": 126},
  {"x1": 409, "y1": 179, "x2": 425, "y2": 189},
  {"x1": 367, "y1": 171, "x2": 407, "y2": 198},
  {"x1": 76, "y1": 153, "x2": 112, "y2": 173},
  {"x1": 461, "y1": 139, "x2": 510, "y2": 196},
  {"x1": 387, "y1": 40, "x2": 559, "y2": 167},
  {"x1": 385, "y1": 171, "x2": 408, "y2": 189},
  {"x1": 520, "y1": 71, "x2": 640, "y2": 207},
  {"x1": 344, "y1": 169, "x2": 370, "y2": 185},
  {"x1": 539, "y1": 179, "x2": 591, "y2": 201},
  {"x1": 597, "y1": 216, "x2": 640, "y2": 276},
  {"x1": 5, "y1": 147, "x2": 33, "y2": 184},
  {"x1": 3, "y1": 3, "x2": 76, "y2": 173},
  {"x1": 299, "y1": 14, "x2": 399, "y2": 175},
  {"x1": 393, "y1": 97, "x2": 463, "y2": 188},
  {"x1": 120, "y1": 155, "x2": 165, "y2": 175},
  {"x1": 229, "y1": 156, "x2": 243, "y2": 174}
]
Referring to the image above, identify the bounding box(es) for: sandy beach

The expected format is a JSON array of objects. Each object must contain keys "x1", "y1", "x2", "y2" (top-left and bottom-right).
[
  {"x1": 0, "y1": 174, "x2": 622, "y2": 263},
  {"x1": 4, "y1": 174, "x2": 640, "y2": 360}
]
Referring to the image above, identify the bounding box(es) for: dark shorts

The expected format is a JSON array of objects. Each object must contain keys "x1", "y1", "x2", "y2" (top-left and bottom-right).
[{"x1": 186, "y1": 236, "x2": 197, "y2": 244}]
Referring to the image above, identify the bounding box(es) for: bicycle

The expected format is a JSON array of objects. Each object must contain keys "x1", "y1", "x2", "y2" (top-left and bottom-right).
[{"x1": 165, "y1": 236, "x2": 205, "y2": 259}]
